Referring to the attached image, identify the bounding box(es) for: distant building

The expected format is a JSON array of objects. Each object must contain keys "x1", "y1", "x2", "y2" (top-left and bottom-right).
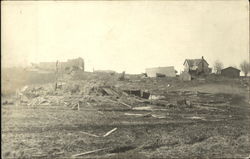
[
  {"x1": 31, "y1": 57, "x2": 84, "y2": 72},
  {"x1": 179, "y1": 71, "x2": 192, "y2": 81},
  {"x1": 93, "y1": 70, "x2": 116, "y2": 74},
  {"x1": 221, "y1": 67, "x2": 240, "y2": 78},
  {"x1": 145, "y1": 66, "x2": 176, "y2": 77},
  {"x1": 63, "y1": 57, "x2": 84, "y2": 70},
  {"x1": 33, "y1": 62, "x2": 56, "y2": 71},
  {"x1": 183, "y1": 56, "x2": 211, "y2": 75}
]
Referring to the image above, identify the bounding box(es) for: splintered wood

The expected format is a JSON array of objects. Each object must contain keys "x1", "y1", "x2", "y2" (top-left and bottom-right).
[
  {"x1": 103, "y1": 128, "x2": 117, "y2": 137},
  {"x1": 71, "y1": 148, "x2": 108, "y2": 158},
  {"x1": 80, "y1": 128, "x2": 118, "y2": 138},
  {"x1": 80, "y1": 131, "x2": 100, "y2": 138}
]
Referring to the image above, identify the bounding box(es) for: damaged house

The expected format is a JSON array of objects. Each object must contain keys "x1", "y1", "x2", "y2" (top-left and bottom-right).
[{"x1": 183, "y1": 56, "x2": 211, "y2": 76}]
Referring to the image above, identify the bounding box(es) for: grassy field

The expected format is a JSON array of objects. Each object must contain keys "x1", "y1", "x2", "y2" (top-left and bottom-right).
[{"x1": 2, "y1": 77, "x2": 250, "y2": 159}]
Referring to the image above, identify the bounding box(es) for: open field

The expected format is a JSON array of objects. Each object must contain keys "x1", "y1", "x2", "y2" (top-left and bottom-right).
[
  {"x1": 3, "y1": 1, "x2": 249, "y2": 158},
  {"x1": 2, "y1": 75, "x2": 250, "y2": 159}
]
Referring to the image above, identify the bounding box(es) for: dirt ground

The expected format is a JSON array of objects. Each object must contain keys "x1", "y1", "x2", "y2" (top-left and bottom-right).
[{"x1": 2, "y1": 75, "x2": 250, "y2": 159}]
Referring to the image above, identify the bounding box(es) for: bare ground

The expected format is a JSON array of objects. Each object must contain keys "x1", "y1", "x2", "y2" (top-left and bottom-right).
[{"x1": 2, "y1": 78, "x2": 250, "y2": 159}]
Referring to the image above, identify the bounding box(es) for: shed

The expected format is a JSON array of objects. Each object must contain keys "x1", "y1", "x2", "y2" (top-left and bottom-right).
[
  {"x1": 179, "y1": 71, "x2": 192, "y2": 81},
  {"x1": 221, "y1": 67, "x2": 240, "y2": 78}
]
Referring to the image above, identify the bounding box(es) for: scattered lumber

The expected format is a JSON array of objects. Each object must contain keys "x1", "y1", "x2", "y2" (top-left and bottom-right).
[
  {"x1": 124, "y1": 113, "x2": 151, "y2": 117},
  {"x1": 132, "y1": 106, "x2": 153, "y2": 111},
  {"x1": 118, "y1": 101, "x2": 132, "y2": 108},
  {"x1": 80, "y1": 128, "x2": 118, "y2": 138},
  {"x1": 151, "y1": 114, "x2": 166, "y2": 119},
  {"x1": 71, "y1": 148, "x2": 108, "y2": 158},
  {"x1": 80, "y1": 131, "x2": 100, "y2": 137},
  {"x1": 53, "y1": 151, "x2": 64, "y2": 156},
  {"x1": 193, "y1": 105, "x2": 225, "y2": 112},
  {"x1": 103, "y1": 128, "x2": 117, "y2": 137},
  {"x1": 125, "y1": 113, "x2": 166, "y2": 118},
  {"x1": 32, "y1": 154, "x2": 47, "y2": 158},
  {"x1": 97, "y1": 111, "x2": 104, "y2": 114},
  {"x1": 186, "y1": 116, "x2": 206, "y2": 120},
  {"x1": 103, "y1": 98, "x2": 120, "y2": 104},
  {"x1": 132, "y1": 106, "x2": 167, "y2": 111}
]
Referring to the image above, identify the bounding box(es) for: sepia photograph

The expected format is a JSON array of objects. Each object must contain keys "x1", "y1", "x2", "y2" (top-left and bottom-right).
[{"x1": 1, "y1": 0, "x2": 250, "y2": 158}]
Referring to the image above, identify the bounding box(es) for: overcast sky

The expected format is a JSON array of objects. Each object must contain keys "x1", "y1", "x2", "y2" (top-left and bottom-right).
[{"x1": 2, "y1": 1, "x2": 249, "y2": 74}]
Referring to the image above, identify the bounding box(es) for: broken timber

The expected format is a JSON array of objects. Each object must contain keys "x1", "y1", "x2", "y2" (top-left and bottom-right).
[
  {"x1": 80, "y1": 131, "x2": 100, "y2": 138},
  {"x1": 103, "y1": 128, "x2": 117, "y2": 137},
  {"x1": 71, "y1": 148, "x2": 109, "y2": 158},
  {"x1": 118, "y1": 101, "x2": 132, "y2": 108}
]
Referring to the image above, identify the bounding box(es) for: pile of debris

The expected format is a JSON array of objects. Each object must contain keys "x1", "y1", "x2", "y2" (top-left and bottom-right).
[
  {"x1": 15, "y1": 81, "x2": 152, "y2": 110},
  {"x1": 15, "y1": 80, "x2": 231, "y2": 113},
  {"x1": 16, "y1": 84, "x2": 55, "y2": 105}
]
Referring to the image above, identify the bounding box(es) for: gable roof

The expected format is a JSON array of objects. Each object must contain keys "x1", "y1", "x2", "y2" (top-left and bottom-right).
[
  {"x1": 221, "y1": 67, "x2": 240, "y2": 72},
  {"x1": 184, "y1": 59, "x2": 208, "y2": 67}
]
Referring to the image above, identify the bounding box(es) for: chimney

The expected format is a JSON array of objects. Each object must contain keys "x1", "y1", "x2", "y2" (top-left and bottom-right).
[{"x1": 201, "y1": 56, "x2": 204, "y2": 72}]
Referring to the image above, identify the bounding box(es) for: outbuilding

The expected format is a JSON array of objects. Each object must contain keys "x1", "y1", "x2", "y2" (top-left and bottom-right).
[
  {"x1": 221, "y1": 67, "x2": 240, "y2": 78},
  {"x1": 179, "y1": 71, "x2": 192, "y2": 81}
]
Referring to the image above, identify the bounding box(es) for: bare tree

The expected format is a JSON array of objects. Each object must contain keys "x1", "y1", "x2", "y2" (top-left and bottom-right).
[
  {"x1": 240, "y1": 60, "x2": 250, "y2": 77},
  {"x1": 213, "y1": 60, "x2": 223, "y2": 74}
]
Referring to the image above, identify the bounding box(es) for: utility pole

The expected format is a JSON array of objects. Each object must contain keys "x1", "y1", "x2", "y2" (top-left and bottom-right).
[{"x1": 55, "y1": 60, "x2": 59, "y2": 91}]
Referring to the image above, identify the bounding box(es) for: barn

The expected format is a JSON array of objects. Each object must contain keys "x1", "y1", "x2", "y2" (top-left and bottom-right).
[
  {"x1": 145, "y1": 66, "x2": 176, "y2": 77},
  {"x1": 221, "y1": 67, "x2": 240, "y2": 78}
]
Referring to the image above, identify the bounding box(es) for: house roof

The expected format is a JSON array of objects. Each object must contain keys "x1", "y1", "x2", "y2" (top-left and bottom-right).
[
  {"x1": 221, "y1": 67, "x2": 240, "y2": 72},
  {"x1": 145, "y1": 66, "x2": 176, "y2": 77},
  {"x1": 145, "y1": 66, "x2": 175, "y2": 72},
  {"x1": 184, "y1": 59, "x2": 209, "y2": 67}
]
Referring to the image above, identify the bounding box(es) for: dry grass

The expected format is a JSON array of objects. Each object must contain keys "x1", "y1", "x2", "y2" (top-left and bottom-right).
[{"x1": 2, "y1": 77, "x2": 250, "y2": 159}]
